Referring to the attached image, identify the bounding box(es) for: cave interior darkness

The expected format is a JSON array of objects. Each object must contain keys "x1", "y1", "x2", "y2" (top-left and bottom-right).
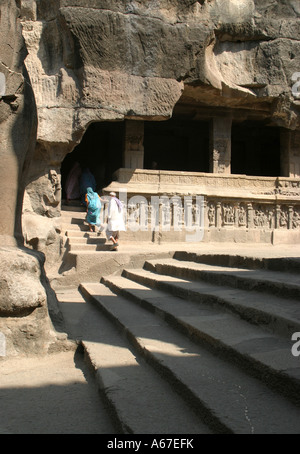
[{"x1": 61, "y1": 118, "x2": 281, "y2": 199}]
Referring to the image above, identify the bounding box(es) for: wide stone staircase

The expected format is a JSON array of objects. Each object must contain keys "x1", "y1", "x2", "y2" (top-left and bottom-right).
[{"x1": 55, "y1": 241, "x2": 300, "y2": 433}]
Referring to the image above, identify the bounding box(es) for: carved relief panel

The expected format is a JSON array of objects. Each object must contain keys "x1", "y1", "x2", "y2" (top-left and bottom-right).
[{"x1": 253, "y1": 204, "x2": 275, "y2": 229}]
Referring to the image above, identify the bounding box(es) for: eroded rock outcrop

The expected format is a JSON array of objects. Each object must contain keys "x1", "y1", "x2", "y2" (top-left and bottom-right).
[
  {"x1": 0, "y1": 0, "x2": 66, "y2": 358},
  {"x1": 21, "y1": 0, "x2": 300, "y2": 143}
]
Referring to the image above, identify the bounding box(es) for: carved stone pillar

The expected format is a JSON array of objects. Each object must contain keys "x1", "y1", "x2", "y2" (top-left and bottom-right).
[
  {"x1": 203, "y1": 199, "x2": 209, "y2": 229},
  {"x1": 247, "y1": 203, "x2": 253, "y2": 228},
  {"x1": 275, "y1": 205, "x2": 281, "y2": 229},
  {"x1": 123, "y1": 120, "x2": 144, "y2": 169},
  {"x1": 216, "y1": 202, "x2": 222, "y2": 228},
  {"x1": 288, "y1": 205, "x2": 294, "y2": 230},
  {"x1": 209, "y1": 117, "x2": 232, "y2": 174}
]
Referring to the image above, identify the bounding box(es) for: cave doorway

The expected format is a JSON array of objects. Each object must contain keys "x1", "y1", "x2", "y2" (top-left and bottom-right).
[
  {"x1": 61, "y1": 117, "x2": 211, "y2": 202},
  {"x1": 144, "y1": 118, "x2": 210, "y2": 172},
  {"x1": 61, "y1": 121, "x2": 124, "y2": 201},
  {"x1": 231, "y1": 122, "x2": 281, "y2": 177},
  {"x1": 61, "y1": 118, "x2": 282, "y2": 202}
]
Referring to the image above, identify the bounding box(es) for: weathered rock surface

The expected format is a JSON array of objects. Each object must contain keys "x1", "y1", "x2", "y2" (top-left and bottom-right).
[
  {"x1": 20, "y1": 1, "x2": 300, "y2": 253},
  {"x1": 0, "y1": 1, "x2": 67, "y2": 358},
  {"x1": 21, "y1": 0, "x2": 300, "y2": 146},
  {"x1": 0, "y1": 0, "x2": 36, "y2": 247},
  {"x1": 0, "y1": 245, "x2": 67, "y2": 358}
]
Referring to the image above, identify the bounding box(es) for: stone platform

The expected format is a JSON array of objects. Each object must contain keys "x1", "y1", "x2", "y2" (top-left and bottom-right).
[{"x1": 104, "y1": 169, "x2": 300, "y2": 246}]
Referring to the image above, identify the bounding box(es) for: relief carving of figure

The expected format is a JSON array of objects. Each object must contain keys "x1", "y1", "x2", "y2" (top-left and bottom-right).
[
  {"x1": 49, "y1": 170, "x2": 61, "y2": 204},
  {"x1": 238, "y1": 205, "x2": 246, "y2": 226},
  {"x1": 42, "y1": 170, "x2": 62, "y2": 217},
  {"x1": 266, "y1": 208, "x2": 275, "y2": 229},
  {"x1": 254, "y1": 207, "x2": 268, "y2": 227},
  {"x1": 292, "y1": 209, "x2": 300, "y2": 229},
  {"x1": 208, "y1": 203, "x2": 215, "y2": 226},
  {"x1": 279, "y1": 209, "x2": 288, "y2": 227},
  {"x1": 223, "y1": 204, "x2": 234, "y2": 225}
]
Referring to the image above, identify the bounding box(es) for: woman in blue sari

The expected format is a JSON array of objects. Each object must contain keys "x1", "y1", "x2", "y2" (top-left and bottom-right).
[
  {"x1": 80, "y1": 167, "x2": 96, "y2": 205},
  {"x1": 85, "y1": 187, "x2": 102, "y2": 232}
]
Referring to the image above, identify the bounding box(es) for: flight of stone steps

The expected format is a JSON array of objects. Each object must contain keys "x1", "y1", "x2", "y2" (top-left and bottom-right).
[
  {"x1": 61, "y1": 202, "x2": 112, "y2": 253},
  {"x1": 59, "y1": 202, "x2": 159, "y2": 283},
  {"x1": 57, "y1": 251, "x2": 300, "y2": 434}
]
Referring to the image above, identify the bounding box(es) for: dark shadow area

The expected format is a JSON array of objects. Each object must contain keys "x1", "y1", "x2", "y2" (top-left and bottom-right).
[
  {"x1": 61, "y1": 121, "x2": 124, "y2": 198},
  {"x1": 0, "y1": 347, "x2": 117, "y2": 434},
  {"x1": 144, "y1": 118, "x2": 209, "y2": 172},
  {"x1": 60, "y1": 117, "x2": 210, "y2": 200},
  {"x1": 231, "y1": 122, "x2": 281, "y2": 176},
  {"x1": 60, "y1": 117, "x2": 283, "y2": 202}
]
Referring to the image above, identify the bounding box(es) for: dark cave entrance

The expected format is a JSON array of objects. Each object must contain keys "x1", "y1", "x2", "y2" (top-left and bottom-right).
[
  {"x1": 60, "y1": 118, "x2": 210, "y2": 201},
  {"x1": 61, "y1": 121, "x2": 124, "y2": 201},
  {"x1": 231, "y1": 122, "x2": 281, "y2": 177},
  {"x1": 143, "y1": 118, "x2": 210, "y2": 172},
  {"x1": 60, "y1": 118, "x2": 282, "y2": 202}
]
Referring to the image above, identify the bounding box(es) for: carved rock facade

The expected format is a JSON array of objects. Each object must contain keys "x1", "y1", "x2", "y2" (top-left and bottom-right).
[
  {"x1": 19, "y1": 1, "x2": 300, "y2": 258},
  {"x1": 1, "y1": 1, "x2": 300, "y2": 356}
]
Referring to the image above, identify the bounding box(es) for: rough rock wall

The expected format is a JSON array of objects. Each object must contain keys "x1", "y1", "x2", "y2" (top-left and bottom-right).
[
  {"x1": 22, "y1": 0, "x2": 300, "y2": 143},
  {"x1": 0, "y1": 0, "x2": 66, "y2": 358},
  {"x1": 0, "y1": 0, "x2": 36, "y2": 248},
  {"x1": 19, "y1": 0, "x2": 300, "y2": 264}
]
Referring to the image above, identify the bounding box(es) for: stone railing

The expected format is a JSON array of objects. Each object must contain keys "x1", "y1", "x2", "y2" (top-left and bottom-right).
[{"x1": 104, "y1": 169, "x2": 300, "y2": 244}]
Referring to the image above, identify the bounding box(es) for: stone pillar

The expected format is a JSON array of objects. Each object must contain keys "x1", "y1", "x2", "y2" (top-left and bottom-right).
[
  {"x1": 247, "y1": 202, "x2": 254, "y2": 228},
  {"x1": 275, "y1": 205, "x2": 281, "y2": 229},
  {"x1": 123, "y1": 120, "x2": 144, "y2": 169},
  {"x1": 209, "y1": 117, "x2": 232, "y2": 174},
  {"x1": 288, "y1": 205, "x2": 294, "y2": 230},
  {"x1": 216, "y1": 202, "x2": 222, "y2": 228},
  {"x1": 280, "y1": 129, "x2": 300, "y2": 177}
]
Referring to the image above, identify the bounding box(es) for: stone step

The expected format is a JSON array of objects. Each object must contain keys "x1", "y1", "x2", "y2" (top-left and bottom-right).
[
  {"x1": 61, "y1": 204, "x2": 86, "y2": 213},
  {"x1": 64, "y1": 226, "x2": 153, "y2": 242},
  {"x1": 102, "y1": 273, "x2": 300, "y2": 403},
  {"x1": 79, "y1": 282, "x2": 300, "y2": 434},
  {"x1": 173, "y1": 251, "x2": 300, "y2": 274},
  {"x1": 61, "y1": 217, "x2": 88, "y2": 226},
  {"x1": 121, "y1": 268, "x2": 300, "y2": 338},
  {"x1": 144, "y1": 258, "x2": 300, "y2": 300},
  {"x1": 61, "y1": 209, "x2": 87, "y2": 218},
  {"x1": 63, "y1": 223, "x2": 90, "y2": 232},
  {"x1": 55, "y1": 287, "x2": 212, "y2": 434},
  {"x1": 67, "y1": 236, "x2": 106, "y2": 244},
  {"x1": 65, "y1": 230, "x2": 101, "y2": 238},
  {"x1": 69, "y1": 243, "x2": 114, "y2": 252}
]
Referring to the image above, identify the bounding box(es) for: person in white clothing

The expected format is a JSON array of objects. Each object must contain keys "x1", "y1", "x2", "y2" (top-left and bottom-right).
[{"x1": 106, "y1": 192, "x2": 125, "y2": 250}]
